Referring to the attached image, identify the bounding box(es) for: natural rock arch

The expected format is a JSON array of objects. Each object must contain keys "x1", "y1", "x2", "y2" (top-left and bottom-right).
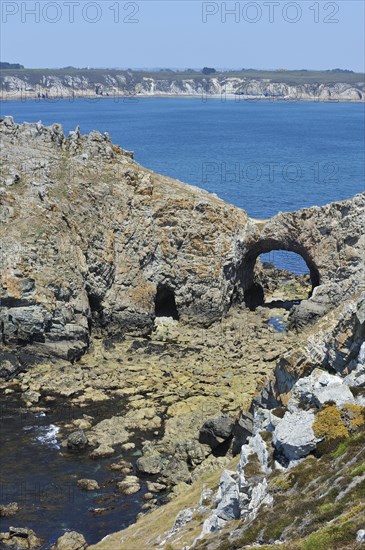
[
  {"x1": 1, "y1": 119, "x2": 363, "y2": 360},
  {"x1": 240, "y1": 238, "x2": 321, "y2": 309}
]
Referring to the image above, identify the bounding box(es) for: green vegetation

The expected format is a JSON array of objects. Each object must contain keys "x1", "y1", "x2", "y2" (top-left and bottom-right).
[
  {"x1": 350, "y1": 463, "x2": 365, "y2": 477},
  {"x1": 313, "y1": 404, "x2": 365, "y2": 446},
  {"x1": 313, "y1": 404, "x2": 349, "y2": 440}
]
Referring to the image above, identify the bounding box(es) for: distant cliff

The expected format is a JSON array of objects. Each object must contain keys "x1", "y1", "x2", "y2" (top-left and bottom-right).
[{"x1": 1, "y1": 69, "x2": 364, "y2": 101}]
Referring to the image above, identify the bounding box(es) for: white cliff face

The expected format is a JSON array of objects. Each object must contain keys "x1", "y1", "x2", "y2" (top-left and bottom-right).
[
  {"x1": 344, "y1": 342, "x2": 365, "y2": 388},
  {"x1": 1, "y1": 73, "x2": 364, "y2": 101}
]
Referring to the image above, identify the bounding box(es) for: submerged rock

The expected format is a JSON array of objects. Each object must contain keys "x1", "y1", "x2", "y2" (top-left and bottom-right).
[
  {"x1": 67, "y1": 430, "x2": 88, "y2": 451},
  {"x1": 77, "y1": 479, "x2": 100, "y2": 491},
  {"x1": 0, "y1": 503, "x2": 19, "y2": 517}
]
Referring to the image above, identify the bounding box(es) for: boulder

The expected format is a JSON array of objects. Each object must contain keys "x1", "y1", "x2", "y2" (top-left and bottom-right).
[
  {"x1": 171, "y1": 508, "x2": 194, "y2": 534},
  {"x1": 246, "y1": 479, "x2": 273, "y2": 521},
  {"x1": 356, "y1": 529, "x2": 365, "y2": 542},
  {"x1": 289, "y1": 283, "x2": 342, "y2": 330},
  {"x1": 233, "y1": 410, "x2": 254, "y2": 453},
  {"x1": 200, "y1": 513, "x2": 226, "y2": 537},
  {"x1": 136, "y1": 454, "x2": 163, "y2": 475},
  {"x1": 161, "y1": 456, "x2": 191, "y2": 486},
  {"x1": 249, "y1": 433, "x2": 271, "y2": 473},
  {"x1": 199, "y1": 415, "x2": 234, "y2": 449},
  {"x1": 54, "y1": 531, "x2": 88, "y2": 550},
  {"x1": 272, "y1": 410, "x2": 321, "y2": 462},
  {"x1": 67, "y1": 430, "x2": 88, "y2": 451},
  {"x1": 146, "y1": 481, "x2": 166, "y2": 493},
  {"x1": 0, "y1": 356, "x2": 20, "y2": 380}
]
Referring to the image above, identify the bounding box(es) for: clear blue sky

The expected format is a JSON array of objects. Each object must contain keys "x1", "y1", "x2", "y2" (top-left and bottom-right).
[{"x1": 1, "y1": 0, "x2": 364, "y2": 71}]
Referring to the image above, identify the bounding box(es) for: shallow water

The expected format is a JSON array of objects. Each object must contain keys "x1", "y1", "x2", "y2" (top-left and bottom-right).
[
  {"x1": 0, "y1": 395, "x2": 159, "y2": 547},
  {"x1": 267, "y1": 316, "x2": 288, "y2": 333}
]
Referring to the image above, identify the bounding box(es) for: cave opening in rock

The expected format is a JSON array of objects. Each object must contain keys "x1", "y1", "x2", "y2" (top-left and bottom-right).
[
  {"x1": 155, "y1": 285, "x2": 179, "y2": 320},
  {"x1": 242, "y1": 242, "x2": 320, "y2": 312}
]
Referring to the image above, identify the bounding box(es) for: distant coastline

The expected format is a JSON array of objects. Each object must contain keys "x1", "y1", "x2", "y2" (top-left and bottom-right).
[{"x1": 1, "y1": 68, "x2": 364, "y2": 102}]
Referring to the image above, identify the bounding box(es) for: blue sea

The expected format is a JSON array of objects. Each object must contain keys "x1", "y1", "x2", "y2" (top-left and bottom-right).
[{"x1": 2, "y1": 97, "x2": 364, "y2": 272}]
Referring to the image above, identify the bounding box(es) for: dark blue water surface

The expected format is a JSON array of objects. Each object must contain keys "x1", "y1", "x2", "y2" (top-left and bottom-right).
[{"x1": 2, "y1": 97, "x2": 364, "y2": 272}]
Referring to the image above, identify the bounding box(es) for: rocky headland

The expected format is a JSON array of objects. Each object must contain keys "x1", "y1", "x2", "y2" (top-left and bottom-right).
[{"x1": 0, "y1": 117, "x2": 364, "y2": 549}]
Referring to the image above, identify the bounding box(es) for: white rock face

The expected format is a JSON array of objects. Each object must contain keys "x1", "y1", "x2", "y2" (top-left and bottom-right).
[
  {"x1": 249, "y1": 433, "x2": 271, "y2": 474},
  {"x1": 344, "y1": 342, "x2": 365, "y2": 388},
  {"x1": 247, "y1": 479, "x2": 272, "y2": 521},
  {"x1": 215, "y1": 471, "x2": 240, "y2": 521},
  {"x1": 272, "y1": 410, "x2": 320, "y2": 462},
  {"x1": 196, "y1": 432, "x2": 273, "y2": 542},
  {"x1": 288, "y1": 368, "x2": 355, "y2": 411}
]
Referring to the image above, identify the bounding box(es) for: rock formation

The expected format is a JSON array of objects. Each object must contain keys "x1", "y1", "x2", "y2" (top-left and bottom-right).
[{"x1": 1, "y1": 117, "x2": 364, "y2": 364}]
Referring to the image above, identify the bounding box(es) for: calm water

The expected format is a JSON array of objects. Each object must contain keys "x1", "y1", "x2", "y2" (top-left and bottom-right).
[{"x1": 2, "y1": 98, "x2": 364, "y2": 272}]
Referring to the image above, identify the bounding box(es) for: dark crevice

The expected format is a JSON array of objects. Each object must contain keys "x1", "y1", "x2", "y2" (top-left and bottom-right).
[{"x1": 155, "y1": 285, "x2": 179, "y2": 320}]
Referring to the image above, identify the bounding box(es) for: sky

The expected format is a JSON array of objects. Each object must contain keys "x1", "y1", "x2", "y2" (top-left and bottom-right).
[{"x1": 1, "y1": 0, "x2": 364, "y2": 71}]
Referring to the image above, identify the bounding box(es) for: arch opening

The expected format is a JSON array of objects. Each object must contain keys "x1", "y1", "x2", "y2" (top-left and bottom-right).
[
  {"x1": 155, "y1": 284, "x2": 179, "y2": 320},
  {"x1": 241, "y1": 240, "x2": 320, "y2": 313}
]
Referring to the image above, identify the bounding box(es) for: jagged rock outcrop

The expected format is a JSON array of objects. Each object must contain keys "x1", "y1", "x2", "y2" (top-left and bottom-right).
[
  {"x1": 1, "y1": 71, "x2": 364, "y2": 101},
  {"x1": 1, "y1": 117, "x2": 364, "y2": 362}
]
